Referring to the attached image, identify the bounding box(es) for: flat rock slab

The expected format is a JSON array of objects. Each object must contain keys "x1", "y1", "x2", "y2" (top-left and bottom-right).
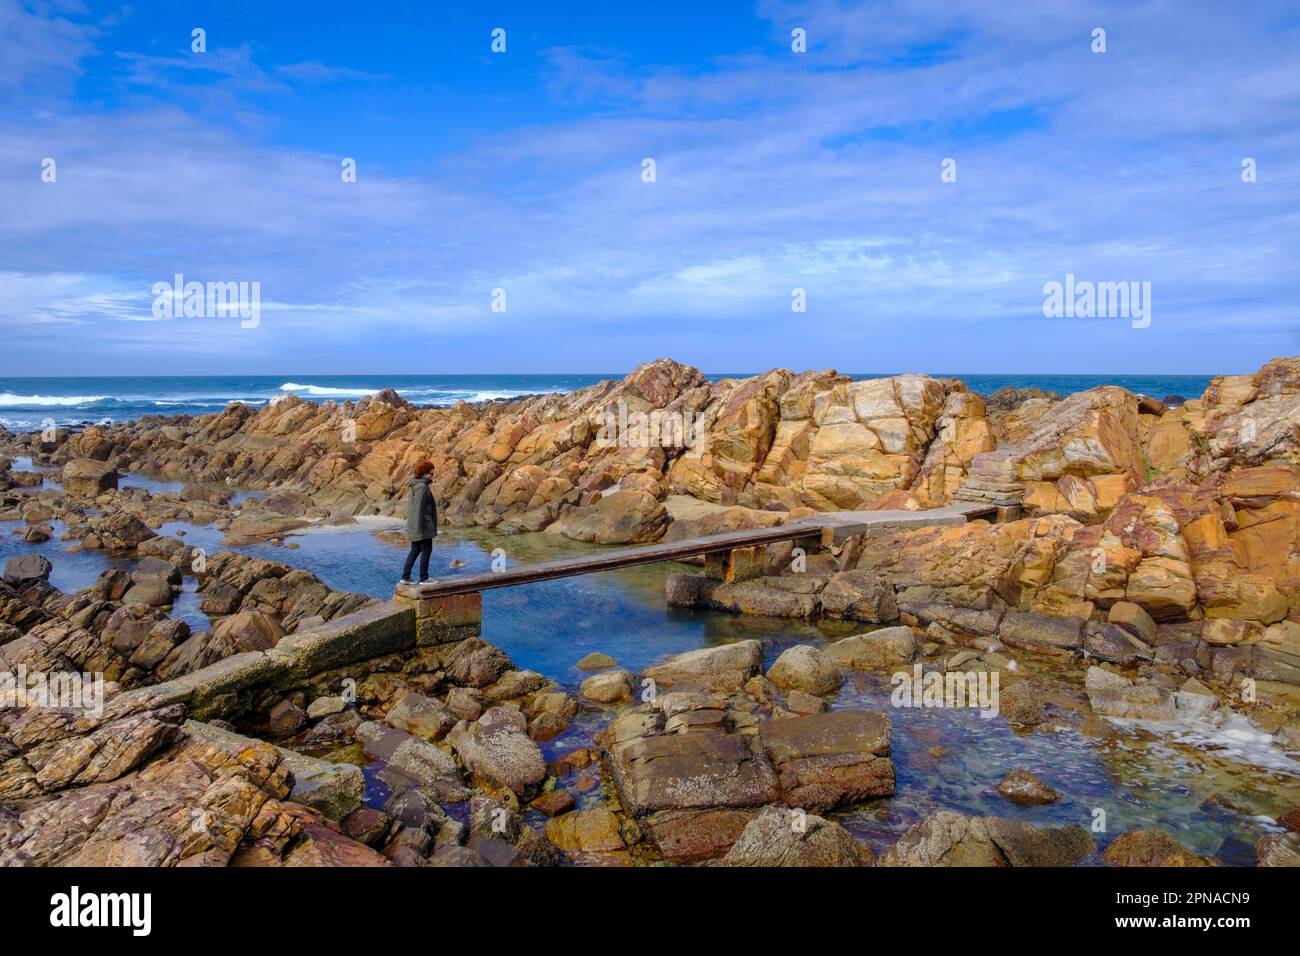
[
  {"x1": 759, "y1": 710, "x2": 894, "y2": 809},
  {"x1": 611, "y1": 729, "x2": 779, "y2": 815},
  {"x1": 640, "y1": 808, "x2": 758, "y2": 863},
  {"x1": 642, "y1": 639, "x2": 765, "y2": 691},
  {"x1": 608, "y1": 706, "x2": 896, "y2": 861}
]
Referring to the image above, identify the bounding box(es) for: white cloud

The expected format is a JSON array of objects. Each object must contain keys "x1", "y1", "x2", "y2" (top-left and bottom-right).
[{"x1": 0, "y1": 0, "x2": 1297, "y2": 374}]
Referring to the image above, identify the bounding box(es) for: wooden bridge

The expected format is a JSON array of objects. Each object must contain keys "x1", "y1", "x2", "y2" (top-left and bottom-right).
[{"x1": 391, "y1": 502, "x2": 1003, "y2": 642}]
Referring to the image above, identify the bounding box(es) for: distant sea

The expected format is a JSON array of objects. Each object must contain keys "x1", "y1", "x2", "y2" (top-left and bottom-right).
[{"x1": 0, "y1": 372, "x2": 1216, "y2": 431}]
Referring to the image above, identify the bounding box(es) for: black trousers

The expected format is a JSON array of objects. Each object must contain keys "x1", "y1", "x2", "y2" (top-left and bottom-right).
[{"x1": 402, "y1": 537, "x2": 433, "y2": 581}]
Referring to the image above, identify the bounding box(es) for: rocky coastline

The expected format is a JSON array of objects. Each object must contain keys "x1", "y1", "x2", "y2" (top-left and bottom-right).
[{"x1": 0, "y1": 356, "x2": 1297, "y2": 867}]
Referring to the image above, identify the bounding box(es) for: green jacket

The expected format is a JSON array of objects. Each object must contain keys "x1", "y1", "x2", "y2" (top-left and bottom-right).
[{"x1": 406, "y1": 477, "x2": 438, "y2": 541}]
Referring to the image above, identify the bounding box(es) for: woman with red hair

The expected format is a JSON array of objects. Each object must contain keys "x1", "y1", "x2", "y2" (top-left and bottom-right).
[{"x1": 400, "y1": 460, "x2": 438, "y2": 583}]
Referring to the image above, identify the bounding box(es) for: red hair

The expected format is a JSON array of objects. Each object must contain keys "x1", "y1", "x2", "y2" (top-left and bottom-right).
[{"x1": 413, "y1": 460, "x2": 435, "y2": 478}]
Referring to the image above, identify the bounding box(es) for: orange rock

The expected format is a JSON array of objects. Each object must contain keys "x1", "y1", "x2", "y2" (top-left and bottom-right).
[
  {"x1": 1125, "y1": 556, "x2": 1198, "y2": 621},
  {"x1": 1200, "y1": 572, "x2": 1288, "y2": 623},
  {"x1": 1219, "y1": 464, "x2": 1299, "y2": 502}
]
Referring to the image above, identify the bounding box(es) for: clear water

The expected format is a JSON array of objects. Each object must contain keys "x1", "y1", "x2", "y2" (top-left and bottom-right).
[
  {"x1": 0, "y1": 372, "x2": 1217, "y2": 429},
  {"x1": 2, "y1": 490, "x2": 1293, "y2": 865}
]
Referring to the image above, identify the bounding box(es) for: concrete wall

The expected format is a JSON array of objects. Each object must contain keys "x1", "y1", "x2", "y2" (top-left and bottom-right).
[{"x1": 124, "y1": 592, "x2": 480, "y2": 722}]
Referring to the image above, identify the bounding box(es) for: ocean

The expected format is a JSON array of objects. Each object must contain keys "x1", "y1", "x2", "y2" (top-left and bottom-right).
[{"x1": 0, "y1": 372, "x2": 1217, "y2": 431}]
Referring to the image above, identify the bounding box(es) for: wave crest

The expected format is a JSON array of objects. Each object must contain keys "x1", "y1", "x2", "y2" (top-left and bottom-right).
[{"x1": 0, "y1": 393, "x2": 108, "y2": 407}]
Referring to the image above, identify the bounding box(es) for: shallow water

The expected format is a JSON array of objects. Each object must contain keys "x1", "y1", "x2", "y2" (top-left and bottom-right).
[{"x1": 2, "y1": 489, "x2": 1295, "y2": 865}]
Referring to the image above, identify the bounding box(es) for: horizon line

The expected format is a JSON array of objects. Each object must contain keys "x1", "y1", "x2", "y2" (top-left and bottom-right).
[{"x1": 0, "y1": 369, "x2": 1236, "y2": 380}]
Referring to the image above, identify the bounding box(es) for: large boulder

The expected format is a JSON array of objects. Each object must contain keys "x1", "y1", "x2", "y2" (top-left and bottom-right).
[
  {"x1": 384, "y1": 691, "x2": 457, "y2": 742},
  {"x1": 758, "y1": 710, "x2": 894, "y2": 809},
  {"x1": 1255, "y1": 832, "x2": 1300, "y2": 867},
  {"x1": 643, "y1": 639, "x2": 764, "y2": 691},
  {"x1": 355, "y1": 722, "x2": 469, "y2": 803},
  {"x1": 442, "y1": 638, "x2": 513, "y2": 688},
  {"x1": 999, "y1": 611, "x2": 1084, "y2": 651},
  {"x1": 1004, "y1": 386, "x2": 1142, "y2": 484},
  {"x1": 1101, "y1": 830, "x2": 1215, "y2": 867},
  {"x1": 61, "y1": 458, "x2": 118, "y2": 497},
  {"x1": 818, "y1": 570, "x2": 899, "y2": 622},
  {"x1": 3, "y1": 555, "x2": 52, "y2": 588},
  {"x1": 880, "y1": 811, "x2": 1094, "y2": 867},
  {"x1": 544, "y1": 807, "x2": 626, "y2": 855},
  {"x1": 611, "y1": 728, "x2": 779, "y2": 816},
  {"x1": 121, "y1": 576, "x2": 176, "y2": 608},
  {"x1": 766, "y1": 645, "x2": 843, "y2": 696},
  {"x1": 557, "y1": 489, "x2": 668, "y2": 545},
  {"x1": 1108, "y1": 601, "x2": 1158, "y2": 645},
  {"x1": 90, "y1": 512, "x2": 156, "y2": 551},
  {"x1": 823, "y1": 626, "x2": 916, "y2": 669},
  {"x1": 580, "y1": 669, "x2": 635, "y2": 703},
  {"x1": 209, "y1": 610, "x2": 285, "y2": 654},
  {"x1": 1083, "y1": 666, "x2": 1175, "y2": 721},
  {"x1": 446, "y1": 707, "x2": 546, "y2": 796},
  {"x1": 719, "y1": 805, "x2": 873, "y2": 867}
]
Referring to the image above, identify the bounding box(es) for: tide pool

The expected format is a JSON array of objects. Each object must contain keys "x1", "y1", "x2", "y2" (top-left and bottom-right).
[{"x1": 1, "y1": 503, "x2": 1294, "y2": 865}]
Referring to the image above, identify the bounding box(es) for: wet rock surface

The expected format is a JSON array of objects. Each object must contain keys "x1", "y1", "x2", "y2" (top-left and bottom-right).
[{"x1": 879, "y1": 811, "x2": 1094, "y2": 867}]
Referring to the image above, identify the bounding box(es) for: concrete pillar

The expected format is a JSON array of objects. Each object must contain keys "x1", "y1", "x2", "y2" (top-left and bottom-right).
[
  {"x1": 704, "y1": 545, "x2": 767, "y2": 583},
  {"x1": 994, "y1": 503, "x2": 1023, "y2": 523},
  {"x1": 392, "y1": 587, "x2": 482, "y2": 645}
]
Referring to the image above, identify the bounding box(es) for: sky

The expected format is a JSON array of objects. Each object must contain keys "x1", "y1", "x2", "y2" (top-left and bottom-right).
[{"x1": 0, "y1": 0, "x2": 1297, "y2": 376}]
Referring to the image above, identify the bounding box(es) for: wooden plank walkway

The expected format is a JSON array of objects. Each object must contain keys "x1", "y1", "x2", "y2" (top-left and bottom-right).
[
  {"x1": 401, "y1": 521, "x2": 825, "y2": 597},
  {"x1": 398, "y1": 501, "x2": 998, "y2": 599}
]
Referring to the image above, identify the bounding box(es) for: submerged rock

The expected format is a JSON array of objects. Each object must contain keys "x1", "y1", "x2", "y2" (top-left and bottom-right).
[
  {"x1": 530, "y1": 790, "x2": 576, "y2": 817},
  {"x1": 1084, "y1": 666, "x2": 1175, "y2": 720},
  {"x1": 556, "y1": 489, "x2": 668, "y2": 545},
  {"x1": 577, "y1": 652, "x2": 618, "y2": 672},
  {"x1": 996, "y1": 769, "x2": 1060, "y2": 805},
  {"x1": 998, "y1": 681, "x2": 1048, "y2": 726}
]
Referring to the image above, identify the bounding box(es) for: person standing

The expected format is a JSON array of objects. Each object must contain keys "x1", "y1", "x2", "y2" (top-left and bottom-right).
[{"x1": 400, "y1": 460, "x2": 438, "y2": 583}]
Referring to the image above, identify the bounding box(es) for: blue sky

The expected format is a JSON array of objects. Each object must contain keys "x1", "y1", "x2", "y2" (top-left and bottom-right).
[{"x1": 1, "y1": 0, "x2": 1297, "y2": 375}]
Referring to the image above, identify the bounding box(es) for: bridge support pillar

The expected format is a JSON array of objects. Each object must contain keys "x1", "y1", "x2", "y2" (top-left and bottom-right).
[
  {"x1": 705, "y1": 545, "x2": 766, "y2": 584},
  {"x1": 393, "y1": 587, "x2": 482, "y2": 645}
]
